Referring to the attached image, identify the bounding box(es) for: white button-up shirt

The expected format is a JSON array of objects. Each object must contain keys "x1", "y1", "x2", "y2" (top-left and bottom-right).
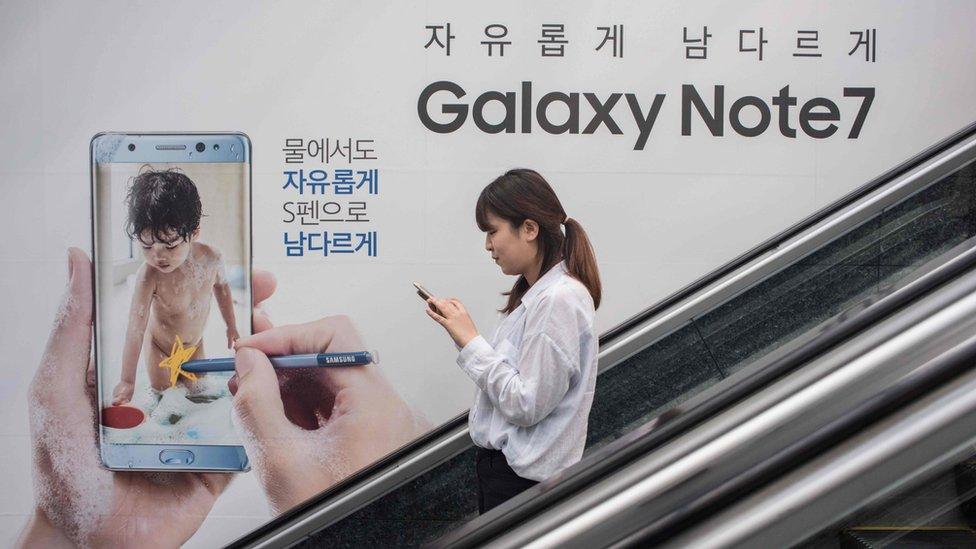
[{"x1": 457, "y1": 261, "x2": 598, "y2": 481}]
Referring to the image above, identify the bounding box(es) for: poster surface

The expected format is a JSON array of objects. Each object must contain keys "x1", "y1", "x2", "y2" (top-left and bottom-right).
[{"x1": 2, "y1": 1, "x2": 975, "y2": 545}]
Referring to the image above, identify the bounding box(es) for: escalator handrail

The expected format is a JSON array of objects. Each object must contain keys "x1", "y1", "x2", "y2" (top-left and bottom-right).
[
  {"x1": 486, "y1": 256, "x2": 976, "y2": 548},
  {"x1": 438, "y1": 238, "x2": 976, "y2": 547},
  {"x1": 632, "y1": 290, "x2": 976, "y2": 546},
  {"x1": 627, "y1": 337, "x2": 976, "y2": 544},
  {"x1": 648, "y1": 341, "x2": 976, "y2": 548},
  {"x1": 233, "y1": 121, "x2": 976, "y2": 548},
  {"x1": 600, "y1": 120, "x2": 976, "y2": 344}
]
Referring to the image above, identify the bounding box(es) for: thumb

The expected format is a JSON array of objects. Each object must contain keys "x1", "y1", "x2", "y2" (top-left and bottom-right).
[
  {"x1": 33, "y1": 247, "x2": 94, "y2": 412},
  {"x1": 232, "y1": 347, "x2": 292, "y2": 442}
]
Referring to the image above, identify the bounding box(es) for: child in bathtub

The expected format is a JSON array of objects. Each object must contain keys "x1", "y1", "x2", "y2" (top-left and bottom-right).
[{"x1": 111, "y1": 168, "x2": 239, "y2": 406}]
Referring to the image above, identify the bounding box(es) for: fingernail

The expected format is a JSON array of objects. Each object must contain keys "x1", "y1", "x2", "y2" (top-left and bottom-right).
[
  {"x1": 235, "y1": 348, "x2": 254, "y2": 378},
  {"x1": 67, "y1": 249, "x2": 74, "y2": 283}
]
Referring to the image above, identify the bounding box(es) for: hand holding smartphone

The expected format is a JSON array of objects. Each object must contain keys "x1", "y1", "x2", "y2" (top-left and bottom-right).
[{"x1": 414, "y1": 282, "x2": 441, "y2": 315}]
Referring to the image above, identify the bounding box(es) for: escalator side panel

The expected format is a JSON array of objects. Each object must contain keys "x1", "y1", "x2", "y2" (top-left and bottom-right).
[
  {"x1": 296, "y1": 449, "x2": 480, "y2": 548},
  {"x1": 586, "y1": 323, "x2": 723, "y2": 451}
]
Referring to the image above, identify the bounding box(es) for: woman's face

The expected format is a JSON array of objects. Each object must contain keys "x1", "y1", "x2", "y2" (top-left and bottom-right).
[{"x1": 484, "y1": 211, "x2": 538, "y2": 276}]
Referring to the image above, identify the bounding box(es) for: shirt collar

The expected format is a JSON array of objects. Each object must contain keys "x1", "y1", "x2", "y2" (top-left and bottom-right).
[{"x1": 521, "y1": 260, "x2": 568, "y2": 308}]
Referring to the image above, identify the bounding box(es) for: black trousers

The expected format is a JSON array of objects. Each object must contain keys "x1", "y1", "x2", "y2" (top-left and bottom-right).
[{"x1": 476, "y1": 447, "x2": 539, "y2": 514}]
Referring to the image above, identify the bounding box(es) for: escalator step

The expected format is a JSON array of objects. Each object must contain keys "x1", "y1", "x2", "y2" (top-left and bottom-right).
[{"x1": 840, "y1": 527, "x2": 976, "y2": 549}]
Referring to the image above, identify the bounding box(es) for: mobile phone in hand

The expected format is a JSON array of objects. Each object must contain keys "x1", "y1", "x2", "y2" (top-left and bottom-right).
[
  {"x1": 413, "y1": 281, "x2": 435, "y2": 301},
  {"x1": 414, "y1": 282, "x2": 441, "y2": 315}
]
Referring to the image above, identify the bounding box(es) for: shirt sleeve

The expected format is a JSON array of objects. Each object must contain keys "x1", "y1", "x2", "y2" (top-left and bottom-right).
[{"x1": 456, "y1": 294, "x2": 582, "y2": 428}]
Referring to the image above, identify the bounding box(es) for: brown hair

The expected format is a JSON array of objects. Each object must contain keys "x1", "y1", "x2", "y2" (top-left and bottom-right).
[{"x1": 475, "y1": 168, "x2": 602, "y2": 314}]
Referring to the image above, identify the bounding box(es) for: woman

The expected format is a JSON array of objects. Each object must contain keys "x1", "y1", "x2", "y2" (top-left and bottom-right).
[{"x1": 425, "y1": 168, "x2": 602, "y2": 514}]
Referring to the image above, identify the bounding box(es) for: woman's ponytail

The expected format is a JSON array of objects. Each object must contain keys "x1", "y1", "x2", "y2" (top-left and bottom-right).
[{"x1": 562, "y1": 217, "x2": 602, "y2": 309}]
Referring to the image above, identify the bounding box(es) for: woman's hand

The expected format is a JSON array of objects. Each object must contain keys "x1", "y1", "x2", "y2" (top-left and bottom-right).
[
  {"x1": 230, "y1": 317, "x2": 431, "y2": 515},
  {"x1": 16, "y1": 248, "x2": 280, "y2": 548},
  {"x1": 425, "y1": 297, "x2": 480, "y2": 349}
]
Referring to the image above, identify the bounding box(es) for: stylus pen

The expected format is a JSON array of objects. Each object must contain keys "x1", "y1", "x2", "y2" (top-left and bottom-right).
[{"x1": 181, "y1": 351, "x2": 375, "y2": 373}]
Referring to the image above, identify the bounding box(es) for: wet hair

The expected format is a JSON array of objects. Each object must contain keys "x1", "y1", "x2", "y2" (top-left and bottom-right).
[
  {"x1": 476, "y1": 168, "x2": 602, "y2": 314},
  {"x1": 124, "y1": 167, "x2": 203, "y2": 245}
]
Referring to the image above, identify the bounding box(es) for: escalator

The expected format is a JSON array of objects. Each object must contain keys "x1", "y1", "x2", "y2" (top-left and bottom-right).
[
  {"x1": 231, "y1": 122, "x2": 976, "y2": 548},
  {"x1": 493, "y1": 236, "x2": 976, "y2": 548}
]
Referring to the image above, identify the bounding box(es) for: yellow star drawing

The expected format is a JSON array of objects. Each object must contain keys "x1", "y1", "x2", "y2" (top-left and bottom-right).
[{"x1": 158, "y1": 335, "x2": 199, "y2": 388}]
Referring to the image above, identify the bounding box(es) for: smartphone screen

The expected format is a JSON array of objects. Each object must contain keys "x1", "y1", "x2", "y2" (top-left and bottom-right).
[{"x1": 91, "y1": 133, "x2": 251, "y2": 470}]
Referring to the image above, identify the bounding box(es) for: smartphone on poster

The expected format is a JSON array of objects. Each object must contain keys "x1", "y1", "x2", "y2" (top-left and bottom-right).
[{"x1": 90, "y1": 132, "x2": 252, "y2": 471}]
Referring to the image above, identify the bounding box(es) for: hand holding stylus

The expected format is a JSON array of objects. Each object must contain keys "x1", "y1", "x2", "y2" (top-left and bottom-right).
[
  {"x1": 230, "y1": 317, "x2": 431, "y2": 515},
  {"x1": 17, "y1": 248, "x2": 273, "y2": 548},
  {"x1": 19, "y1": 247, "x2": 429, "y2": 547}
]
